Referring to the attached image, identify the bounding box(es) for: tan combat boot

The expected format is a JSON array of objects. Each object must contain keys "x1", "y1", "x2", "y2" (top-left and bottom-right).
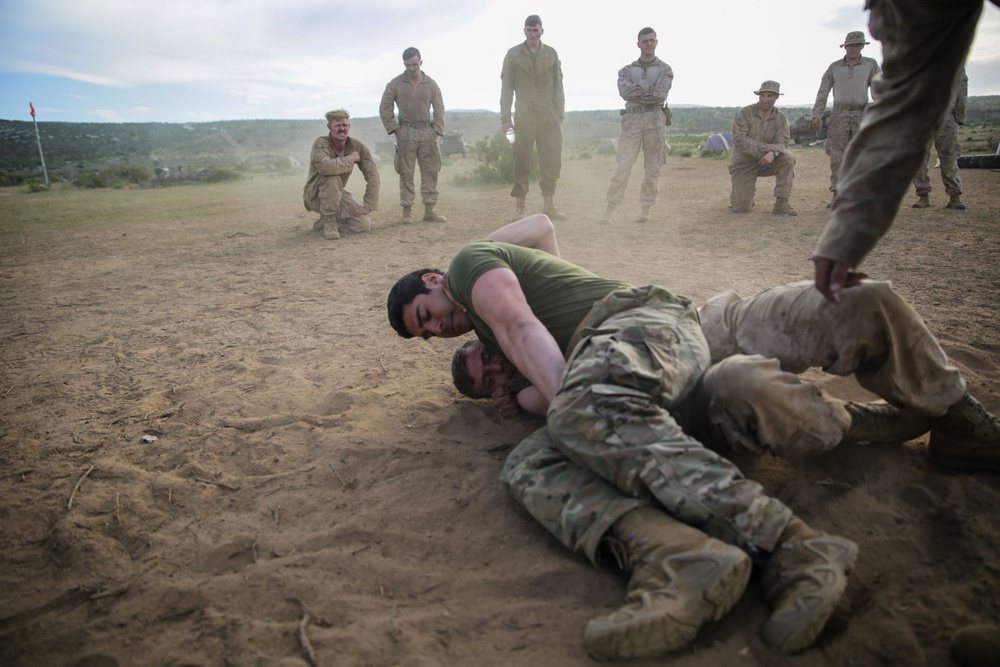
[
  {"x1": 600, "y1": 202, "x2": 616, "y2": 225},
  {"x1": 760, "y1": 517, "x2": 858, "y2": 654},
  {"x1": 399, "y1": 206, "x2": 414, "y2": 224},
  {"x1": 543, "y1": 194, "x2": 568, "y2": 221},
  {"x1": 583, "y1": 507, "x2": 752, "y2": 660},
  {"x1": 843, "y1": 401, "x2": 931, "y2": 443},
  {"x1": 636, "y1": 205, "x2": 651, "y2": 223},
  {"x1": 771, "y1": 198, "x2": 798, "y2": 216},
  {"x1": 322, "y1": 216, "x2": 340, "y2": 240},
  {"x1": 951, "y1": 624, "x2": 1000, "y2": 667},
  {"x1": 312, "y1": 215, "x2": 326, "y2": 232},
  {"x1": 946, "y1": 194, "x2": 967, "y2": 210},
  {"x1": 928, "y1": 393, "x2": 1000, "y2": 473},
  {"x1": 423, "y1": 204, "x2": 447, "y2": 222},
  {"x1": 912, "y1": 193, "x2": 931, "y2": 208}
]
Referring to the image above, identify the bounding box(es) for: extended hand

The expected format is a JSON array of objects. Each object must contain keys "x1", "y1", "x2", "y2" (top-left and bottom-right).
[
  {"x1": 812, "y1": 256, "x2": 868, "y2": 303},
  {"x1": 491, "y1": 386, "x2": 519, "y2": 419}
]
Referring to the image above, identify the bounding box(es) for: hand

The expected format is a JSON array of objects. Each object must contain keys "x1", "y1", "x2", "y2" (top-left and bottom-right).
[
  {"x1": 758, "y1": 152, "x2": 775, "y2": 168},
  {"x1": 352, "y1": 205, "x2": 371, "y2": 217},
  {"x1": 812, "y1": 256, "x2": 868, "y2": 303},
  {"x1": 501, "y1": 121, "x2": 513, "y2": 133},
  {"x1": 491, "y1": 386, "x2": 520, "y2": 419},
  {"x1": 811, "y1": 118, "x2": 822, "y2": 131},
  {"x1": 348, "y1": 151, "x2": 361, "y2": 163}
]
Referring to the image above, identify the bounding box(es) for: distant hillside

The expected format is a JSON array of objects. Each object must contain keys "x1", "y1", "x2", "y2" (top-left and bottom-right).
[{"x1": 3, "y1": 97, "x2": 998, "y2": 181}]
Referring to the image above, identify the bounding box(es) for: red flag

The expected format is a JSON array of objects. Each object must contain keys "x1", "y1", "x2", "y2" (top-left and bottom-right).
[{"x1": 30, "y1": 103, "x2": 36, "y2": 118}]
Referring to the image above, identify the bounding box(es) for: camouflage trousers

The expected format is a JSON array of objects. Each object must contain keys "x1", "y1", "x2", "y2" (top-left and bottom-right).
[
  {"x1": 728, "y1": 152, "x2": 796, "y2": 212},
  {"x1": 697, "y1": 280, "x2": 967, "y2": 456},
  {"x1": 500, "y1": 285, "x2": 793, "y2": 564},
  {"x1": 302, "y1": 179, "x2": 372, "y2": 233},
  {"x1": 824, "y1": 109, "x2": 865, "y2": 192},
  {"x1": 394, "y1": 124, "x2": 442, "y2": 207},
  {"x1": 605, "y1": 109, "x2": 667, "y2": 207},
  {"x1": 912, "y1": 114, "x2": 963, "y2": 197}
]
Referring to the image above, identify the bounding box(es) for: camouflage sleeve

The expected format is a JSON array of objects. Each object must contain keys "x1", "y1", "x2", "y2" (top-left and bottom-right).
[
  {"x1": 647, "y1": 62, "x2": 673, "y2": 105},
  {"x1": 953, "y1": 72, "x2": 968, "y2": 124},
  {"x1": 311, "y1": 138, "x2": 355, "y2": 177},
  {"x1": 732, "y1": 106, "x2": 767, "y2": 156},
  {"x1": 431, "y1": 79, "x2": 446, "y2": 135},
  {"x1": 500, "y1": 49, "x2": 515, "y2": 125},
  {"x1": 552, "y1": 48, "x2": 565, "y2": 119},
  {"x1": 357, "y1": 143, "x2": 380, "y2": 211},
  {"x1": 379, "y1": 79, "x2": 399, "y2": 135},
  {"x1": 812, "y1": 64, "x2": 834, "y2": 121},
  {"x1": 776, "y1": 113, "x2": 790, "y2": 152}
]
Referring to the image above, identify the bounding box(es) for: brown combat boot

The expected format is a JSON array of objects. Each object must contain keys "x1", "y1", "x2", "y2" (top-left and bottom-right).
[
  {"x1": 843, "y1": 401, "x2": 931, "y2": 443},
  {"x1": 509, "y1": 196, "x2": 526, "y2": 221},
  {"x1": 928, "y1": 393, "x2": 1000, "y2": 473},
  {"x1": 399, "y1": 206, "x2": 414, "y2": 224},
  {"x1": 946, "y1": 194, "x2": 967, "y2": 210},
  {"x1": 583, "y1": 507, "x2": 752, "y2": 660},
  {"x1": 543, "y1": 194, "x2": 568, "y2": 221},
  {"x1": 312, "y1": 215, "x2": 329, "y2": 232},
  {"x1": 771, "y1": 198, "x2": 798, "y2": 216},
  {"x1": 636, "y1": 205, "x2": 651, "y2": 223},
  {"x1": 761, "y1": 517, "x2": 857, "y2": 654},
  {"x1": 912, "y1": 194, "x2": 931, "y2": 208},
  {"x1": 423, "y1": 204, "x2": 447, "y2": 222}
]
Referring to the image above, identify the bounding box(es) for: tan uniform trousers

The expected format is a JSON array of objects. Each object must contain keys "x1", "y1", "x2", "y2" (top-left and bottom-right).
[
  {"x1": 695, "y1": 280, "x2": 966, "y2": 458},
  {"x1": 606, "y1": 109, "x2": 667, "y2": 207},
  {"x1": 912, "y1": 115, "x2": 963, "y2": 197},
  {"x1": 393, "y1": 124, "x2": 442, "y2": 207},
  {"x1": 825, "y1": 108, "x2": 865, "y2": 192},
  {"x1": 511, "y1": 105, "x2": 563, "y2": 199},
  {"x1": 728, "y1": 153, "x2": 796, "y2": 213},
  {"x1": 303, "y1": 177, "x2": 371, "y2": 234}
]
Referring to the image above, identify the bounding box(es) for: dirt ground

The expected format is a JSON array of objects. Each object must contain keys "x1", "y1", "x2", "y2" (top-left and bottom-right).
[{"x1": 1, "y1": 148, "x2": 999, "y2": 667}]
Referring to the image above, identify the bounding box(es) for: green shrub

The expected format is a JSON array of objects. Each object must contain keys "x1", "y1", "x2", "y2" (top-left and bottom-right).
[
  {"x1": 673, "y1": 149, "x2": 694, "y2": 158},
  {"x1": 24, "y1": 178, "x2": 49, "y2": 193},
  {"x1": 700, "y1": 149, "x2": 729, "y2": 158},
  {"x1": 201, "y1": 167, "x2": 242, "y2": 182},
  {"x1": 453, "y1": 130, "x2": 538, "y2": 186},
  {"x1": 74, "y1": 163, "x2": 152, "y2": 188}
]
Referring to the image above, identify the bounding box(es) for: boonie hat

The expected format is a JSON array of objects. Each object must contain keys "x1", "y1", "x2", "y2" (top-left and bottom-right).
[
  {"x1": 841, "y1": 31, "x2": 870, "y2": 47},
  {"x1": 754, "y1": 80, "x2": 782, "y2": 96},
  {"x1": 325, "y1": 109, "x2": 350, "y2": 122}
]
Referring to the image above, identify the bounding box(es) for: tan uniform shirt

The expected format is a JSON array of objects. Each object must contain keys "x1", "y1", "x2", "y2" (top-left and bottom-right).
[
  {"x1": 811, "y1": 56, "x2": 880, "y2": 121},
  {"x1": 379, "y1": 72, "x2": 445, "y2": 135},
  {"x1": 499, "y1": 41, "x2": 565, "y2": 126},
  {"x1": 731, "y1": 103, "x2": 790, "y2": 162}
]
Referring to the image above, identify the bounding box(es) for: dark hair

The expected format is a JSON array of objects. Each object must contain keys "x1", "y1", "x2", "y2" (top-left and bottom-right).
[
  {"x1": 638, "y1": 27, "x2": 656, "y2": 40},
  {"x1": 524, "y1": 14, "x2": 542, "y2": 27},
  {"x1": 451, "y1": 340, "x2": 482, "y2": 398},
  {"x1": 387, "y1": 268, "x2": 442, "y2": 338},
  {"x1": 402, "y1": 47, "x2": 421, "y2": 61}
]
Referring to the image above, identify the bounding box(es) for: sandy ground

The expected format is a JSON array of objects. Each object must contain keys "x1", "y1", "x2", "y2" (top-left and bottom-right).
[{"x1": 1, "y1": 148, "x2": 999, "y2": 667}]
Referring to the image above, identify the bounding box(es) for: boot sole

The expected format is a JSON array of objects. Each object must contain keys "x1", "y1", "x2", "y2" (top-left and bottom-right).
[
  {"x1": 927, "y1": 431, "x2": 1000, "y2": 474},
  {"x1": 762, "y1": 536, "x2": 858, "y2": 654},
  {"x1": 584, "y1": 545, "x2": 751, "y2": 660}
]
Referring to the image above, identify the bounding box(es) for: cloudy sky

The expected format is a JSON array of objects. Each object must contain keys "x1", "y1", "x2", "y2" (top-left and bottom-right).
[{"x1": 2, "y1": 0, "x2": 998, "y2": 124}]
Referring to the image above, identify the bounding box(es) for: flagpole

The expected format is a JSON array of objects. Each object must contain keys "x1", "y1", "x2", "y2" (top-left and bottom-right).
[{"x1": 30, "y1": 102, "x2": 50, "y2": 186}]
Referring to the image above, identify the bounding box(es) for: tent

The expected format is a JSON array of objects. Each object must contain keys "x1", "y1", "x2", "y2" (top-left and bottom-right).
[{"x1": 702, "y1": 134, "x2": 731, "y2": 151}]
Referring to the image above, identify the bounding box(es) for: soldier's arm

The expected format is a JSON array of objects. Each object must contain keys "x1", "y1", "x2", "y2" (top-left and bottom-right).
[
  {"x1": 811, "y1": 65, "x2": 834, "y2": 121},
  {"x1": 432, "y1": 80, "x2": 446, "y2": 135},
  {"x1": 379, "y1": 81, "x2": 399, "y2": 134},
  {"x1": 485, "y1": 215, "x2": 560, "y2": 257}
]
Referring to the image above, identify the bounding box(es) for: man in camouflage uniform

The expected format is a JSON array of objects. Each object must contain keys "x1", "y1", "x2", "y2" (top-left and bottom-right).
[
  {"x1": 500, "y1": 15, "x2": 567, "y2": 220},
  {"x1": 380, "y1": 47, "x2": 447, "y2": 225},
  {"x1": 387, "y1": 215, "x2": 858, "y2": 658},
  {"x1": 728, "y1": 81, "x2": 797, "y2": 216},
  {"x1": 911, "y1": 70, "x2": 968, "y2": 210},
  {"x1": 811, "y1": 31, "x2": 880, "y2": 206},
  {"x1": 302, "y1": 109, "x2": 380, "y2": 240},
  {"x1": 812, "y1": 0, "x2": 995, "y2": 302},
  {"x1": 601, "y1": 27, "x2": 673, "y2": 225}
]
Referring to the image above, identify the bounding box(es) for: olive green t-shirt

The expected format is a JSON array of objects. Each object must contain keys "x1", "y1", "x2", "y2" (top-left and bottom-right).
[{"x1": 446, "y1": 242, "x2": 627, "y2": 356}]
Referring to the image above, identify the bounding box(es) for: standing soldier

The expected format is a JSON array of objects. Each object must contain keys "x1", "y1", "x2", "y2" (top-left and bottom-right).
[
  {"x1": 302, "y1": 109, "x2": 379, "y2": 240},
  {"x1": 911, "y1": 70, "x2": 968, "y2": 210},
  {"x1": 811, "y1": 31, "x2": 880, "y2": 207},
  {"x1": 728, "y1": 81, "x2": 798, "y2": 216},
  {"x1": 601, "y1": 27, "x2": 673, "y2": 225},
  {"x1": 380, "y1": 47, "x2": 447, "y2": 224},
  {"x1": 500, "y1": 14, "x2": 567, "y2": 220}
]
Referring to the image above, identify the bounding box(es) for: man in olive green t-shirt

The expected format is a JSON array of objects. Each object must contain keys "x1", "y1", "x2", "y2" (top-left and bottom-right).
[{"x1": 386, "y1": 214, "x2": 856, "y2": 659}]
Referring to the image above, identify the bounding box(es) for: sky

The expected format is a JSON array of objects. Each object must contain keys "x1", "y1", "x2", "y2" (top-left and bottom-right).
[{"x1": 2, "y1": 0, "x2": 999, "y2": 125}]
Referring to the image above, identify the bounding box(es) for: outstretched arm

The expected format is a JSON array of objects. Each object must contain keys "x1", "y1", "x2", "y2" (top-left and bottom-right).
[{"x1": 485, "y1": 214, "x2": 561, "y2": 257}]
